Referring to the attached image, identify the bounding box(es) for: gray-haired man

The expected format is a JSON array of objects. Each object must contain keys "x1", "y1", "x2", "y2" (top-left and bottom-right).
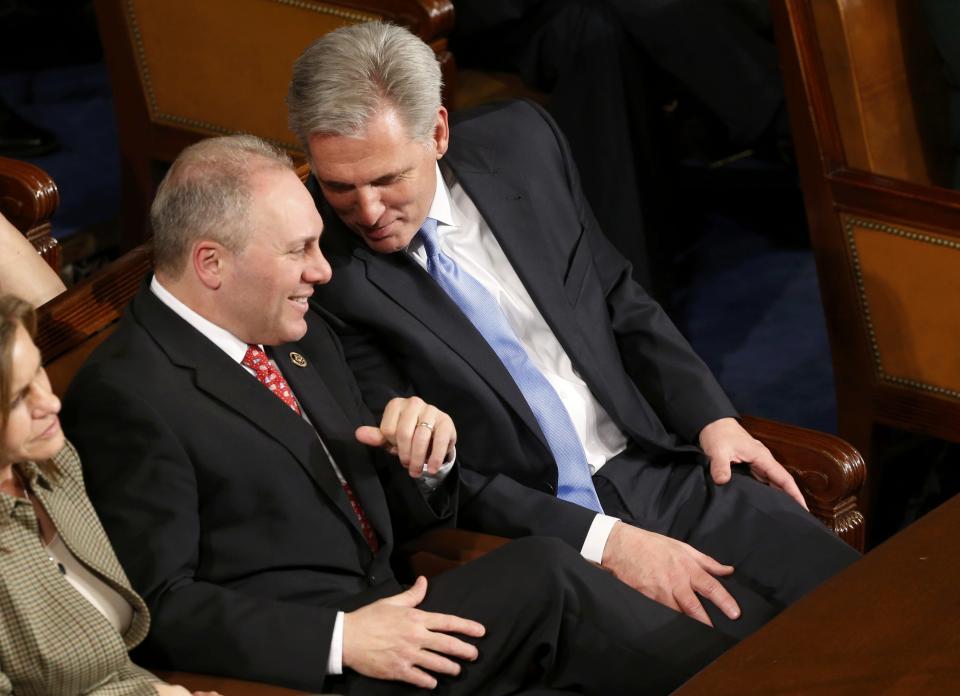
[{"x1": 292, "y1": 18, "x2": 858, "y2": 658}]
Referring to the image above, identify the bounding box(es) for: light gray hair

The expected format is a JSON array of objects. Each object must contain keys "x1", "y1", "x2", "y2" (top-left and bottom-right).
[
  {"x1": 150, "y1": 134, "x2": 293, "y2": 277},
  {"x1": 287, "y1": 21, "x2": 442, "y2": 146}
]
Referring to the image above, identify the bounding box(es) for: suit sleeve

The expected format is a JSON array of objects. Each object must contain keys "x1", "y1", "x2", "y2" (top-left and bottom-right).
[
  {"x1": 311, "y1": 301, "x2": 415, "y2": 420},
  {"x1": 308, "y1": 310, "x2": 459, "y2": 543},
  {"x1": 528, "y1": 100, "x2": 737, "y2": 442},
  {"x1": 62, "y1": 372, "x2": 339, "y2": 691},
  {"x1": 315, "y1": 304, "x2": 598, "y2": 549}
]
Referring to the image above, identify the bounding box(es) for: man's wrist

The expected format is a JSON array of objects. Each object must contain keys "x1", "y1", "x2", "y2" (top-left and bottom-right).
[
  {"x1": 580, "y1": 514, "x2": 620, "y2": 564},
  {"x1": 414, "y1": 446, "x2": 456, "y2": 494},
  {"x1": 327, "y1": 611, "x2": 345, "y2": 674}
]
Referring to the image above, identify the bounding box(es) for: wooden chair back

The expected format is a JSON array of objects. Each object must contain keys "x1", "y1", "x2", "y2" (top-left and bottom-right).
[
  {"x1": 773, "y1": 0, "x2": 960, "y2": 538},
  {"x1": 810, "y1": 0, "x2": 951, "y2": 185},
  {"x1": 94, "y1": 0, "x2": 456, "y2": 250}
]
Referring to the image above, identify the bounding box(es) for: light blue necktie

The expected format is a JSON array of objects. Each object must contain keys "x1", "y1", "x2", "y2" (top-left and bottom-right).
[{"x1": 418, "y1": 218, "x2": 603, "y2": 513}]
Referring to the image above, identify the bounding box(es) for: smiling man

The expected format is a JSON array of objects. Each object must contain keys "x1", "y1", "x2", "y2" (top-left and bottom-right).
[{"x1": 291, "y1": 20, "x2": 858, "y2": 647}]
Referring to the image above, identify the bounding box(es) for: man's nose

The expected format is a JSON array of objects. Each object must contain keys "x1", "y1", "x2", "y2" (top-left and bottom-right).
[
  {"x1": 305, "y1": 247, "x2": 332, "y2": 285},
  {"x1": 355, "y1": 187, "x2": 385, "y2": 226}
]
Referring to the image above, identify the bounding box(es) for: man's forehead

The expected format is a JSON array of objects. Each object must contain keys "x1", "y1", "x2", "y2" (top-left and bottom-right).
[{"x1": 308, "y1": 113, "x2": 425, "y2": 182}]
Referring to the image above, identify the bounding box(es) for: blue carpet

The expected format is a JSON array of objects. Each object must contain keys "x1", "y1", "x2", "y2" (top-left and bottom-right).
[
  {"x1": 0, "y1": 63, "x2": 120, "y2": 239},
  {"x1": 672, "y1": 210, "x2": 836, "y2": 433}
]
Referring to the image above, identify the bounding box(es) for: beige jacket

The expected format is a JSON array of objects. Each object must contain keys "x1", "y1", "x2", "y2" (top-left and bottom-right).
[{"x1": 0, "y1": 441, "x2": 158, "y2": 695}]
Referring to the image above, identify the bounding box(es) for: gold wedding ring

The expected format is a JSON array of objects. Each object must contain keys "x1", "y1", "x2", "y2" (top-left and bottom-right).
[{"x1": 417, "y1": 420, "x2": 434, "y2": 431}]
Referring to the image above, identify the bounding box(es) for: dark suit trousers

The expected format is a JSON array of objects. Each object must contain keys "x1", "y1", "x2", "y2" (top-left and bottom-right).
[
  {"x1": 594, "y1": 449, "x2": 860, "y2": 639},
  {"x1": 336, "y1": 537, "x2": 734, "y2": 695}
]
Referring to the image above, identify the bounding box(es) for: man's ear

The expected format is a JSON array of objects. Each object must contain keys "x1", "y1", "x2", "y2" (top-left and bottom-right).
[
  {"x1": 192, "y1": 240, "x2": 227, "y2": 290},
  {"x1": 434, "y1": 106, "x2": 450, "y2": 159}
]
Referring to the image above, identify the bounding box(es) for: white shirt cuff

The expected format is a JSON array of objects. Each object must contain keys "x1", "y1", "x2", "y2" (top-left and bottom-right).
[
  {"x1": 579, "y1": 514, "x2": 620, "y2": 564},
  {"x1": 327, "y1": 611, "x2": 345, "y2": 675},
  {"x1": 414, "y1": 446, "x2": 457, "y2": 494}
]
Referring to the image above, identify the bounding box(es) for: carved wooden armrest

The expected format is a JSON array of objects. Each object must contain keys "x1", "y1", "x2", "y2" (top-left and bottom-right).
[
  {"x1": 400, "y1": 416, "x2": 866, "y2": 580},
  {"x1": 0, "y1": 155, "x2": 60, "y2": 271},
  {"x1": 740, "y1": 414, "x2": 865, "y2": 551},
  {"x1": 152, "y1": 671, "x2": 321, "y2": 695}
]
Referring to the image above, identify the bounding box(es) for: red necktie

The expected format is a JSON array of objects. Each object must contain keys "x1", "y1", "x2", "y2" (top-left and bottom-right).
[{"x1": 242, "y1": 345, "x2": 379, "y2": 552}]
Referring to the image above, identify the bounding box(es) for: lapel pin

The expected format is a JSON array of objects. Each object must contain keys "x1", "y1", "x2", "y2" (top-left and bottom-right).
[{"x1": 289, "y1": 352, "x2": 308, "y2": 367}]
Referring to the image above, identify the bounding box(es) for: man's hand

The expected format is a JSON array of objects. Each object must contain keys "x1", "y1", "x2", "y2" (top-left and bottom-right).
[
  {"x1": 601, "y1": 522, "x2": 739, "y2": 627},
  {"x1": 698, "y1": 417, "x2": 808, "y2": 510},
  {"x1": 355, "y1": 397, "x2": 456, "y2": 478},
  {"x1": 342, "y1": 576, "x2": 486, "y2": 689}
]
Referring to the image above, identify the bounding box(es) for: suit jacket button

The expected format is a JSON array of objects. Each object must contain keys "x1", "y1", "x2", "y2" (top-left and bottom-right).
[
  {"x1": 368, "y1": 574, "x2": 377, "y2": 585},
  {"x1": 544, "y1": 482, "x2": 556, "y2": 493}
]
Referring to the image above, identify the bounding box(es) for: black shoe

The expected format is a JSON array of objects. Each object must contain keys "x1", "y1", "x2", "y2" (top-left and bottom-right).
[{"x1": 0, "y1": 98, "x2": 60, "y2": 157}]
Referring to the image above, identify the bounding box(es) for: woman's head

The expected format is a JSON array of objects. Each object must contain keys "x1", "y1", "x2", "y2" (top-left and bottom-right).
[{"x1": 0, "y1": 295, "x2": 63, "y2": 468}]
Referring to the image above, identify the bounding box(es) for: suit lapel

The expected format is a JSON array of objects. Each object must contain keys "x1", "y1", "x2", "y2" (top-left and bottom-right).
[
  {"x1": 131, "y1": 288, "x2": 358, "y2": 532},
  {"x1": 353, "y1": 243, "x2": 548, "y2": 455},
  {"x1": 272, "y1": 343, "x2": 392, "y2": 548},
  {"x1": 442, "y1": 139, "x2": 608, "y2": 431}
]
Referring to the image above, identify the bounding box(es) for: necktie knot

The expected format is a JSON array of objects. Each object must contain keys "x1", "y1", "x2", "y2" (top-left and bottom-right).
[
  {"x1": 242, "y1": 344, "x2": 301, "y2": 415},
  {"x1": 417, "y1": 217, "x2": 441, "y2": 259}
]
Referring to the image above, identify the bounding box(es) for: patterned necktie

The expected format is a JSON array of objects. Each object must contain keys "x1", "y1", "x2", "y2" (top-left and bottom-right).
[
  {"x1": 242, "y1": 344, "x2": 301, "y2": 414},
  {"x1": 242, "y1": 345, "x2": 380, "y2": 551},
  {"x1": 418, "y1": 218, "x2": 603, "y2": 513}
]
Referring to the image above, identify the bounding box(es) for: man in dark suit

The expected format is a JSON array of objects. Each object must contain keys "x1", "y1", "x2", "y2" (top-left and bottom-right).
[
  {"x1": 289, "y1": 22, "x2": 858, "y2": 641},
  {"x1": 61, "y1": 134, "x2": 732, "y2": 694}
]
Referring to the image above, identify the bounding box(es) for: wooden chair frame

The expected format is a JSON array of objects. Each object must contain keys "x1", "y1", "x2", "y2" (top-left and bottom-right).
[
  {"x1": 772, "y1": 0, "x2": 960, "y2": 538},
  {"x1": 0, "y1": 155, "x2": 61, "y2": 271}
]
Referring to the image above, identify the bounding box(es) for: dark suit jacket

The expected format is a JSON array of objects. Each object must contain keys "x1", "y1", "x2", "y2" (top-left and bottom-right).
[
  {"x1": 61, "y1": 284, "x2": 455, "y2": 692},
  {"x1": 311, "y1": 99, "x2": 737, "y2": 548}
]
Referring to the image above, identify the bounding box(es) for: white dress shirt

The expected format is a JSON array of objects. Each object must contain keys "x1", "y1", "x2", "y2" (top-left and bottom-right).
[
  {"x1": 47, "y1": 533, "x2": 134, "y2": 633},
  {"x1": 404, "y1": 165, "x2": 627, "y2": 562}
]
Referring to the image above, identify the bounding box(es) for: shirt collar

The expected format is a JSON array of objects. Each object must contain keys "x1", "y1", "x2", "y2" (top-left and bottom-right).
[
  {"x1": 150, "y1": 275, "x2": 252, "y2": 364},
  {"x1": 427, "y1": 162, "x2": 455, "y2": 229},
  {"x1": 0, "y1": 462, "x2": 46, "y2": 519},
  {"x1": 408, "y1": 163, "x2": 456, "y2": 256}
]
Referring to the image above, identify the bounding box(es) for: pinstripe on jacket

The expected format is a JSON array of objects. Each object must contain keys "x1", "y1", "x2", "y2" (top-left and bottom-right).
[{"x1": 0, "y1": 441, "x2": 158, "y2": 696}]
